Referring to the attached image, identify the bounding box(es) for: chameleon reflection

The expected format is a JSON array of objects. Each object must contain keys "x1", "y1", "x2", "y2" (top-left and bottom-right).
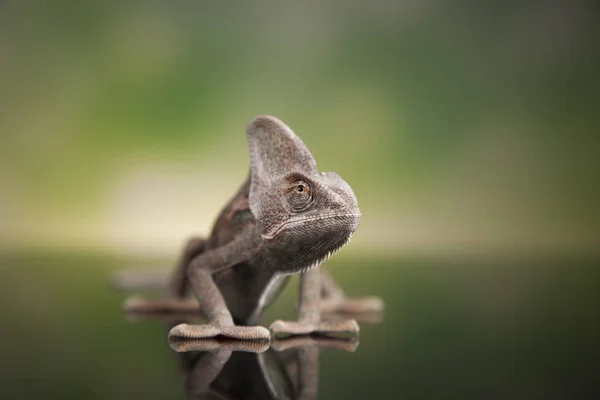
[{"x1": 171, "y1": 336, "x2": 357, "y2": 400}]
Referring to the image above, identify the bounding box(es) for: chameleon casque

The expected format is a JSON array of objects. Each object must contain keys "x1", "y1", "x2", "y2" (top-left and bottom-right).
[{"x1": 124, "y1": 115, "x2": 383, "y2": 340}]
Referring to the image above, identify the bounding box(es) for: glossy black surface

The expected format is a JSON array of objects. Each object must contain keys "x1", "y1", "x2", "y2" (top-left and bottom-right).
[{"x1": 1, "y1": 253, "x2": 598, "y2": 399}]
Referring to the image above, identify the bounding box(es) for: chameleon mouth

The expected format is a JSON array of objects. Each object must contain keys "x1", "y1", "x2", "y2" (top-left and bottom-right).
[{"x1": 261, "y1": 212, "x2": 361, "y2": 240}]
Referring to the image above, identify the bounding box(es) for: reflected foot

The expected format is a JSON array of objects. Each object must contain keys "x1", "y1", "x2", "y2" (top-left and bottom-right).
[
  {"x1": 123, "y1": 296, "x2": 198, "y2": 314},
  {"x1": 272, "y1": 336, "x2": 359, "y2": 352},
  {"x1": 320, "y1": 296, "x2": 384, "y2": 314},
  {"x1": 169, "y1": 323, "x2": 271, "y2": 341},
  {"x1": 270, "y1": 319, "x2": 359, "y2": 339},
  {"x1": 169, "y1": 338, "x2": 270, "y2": 353}
]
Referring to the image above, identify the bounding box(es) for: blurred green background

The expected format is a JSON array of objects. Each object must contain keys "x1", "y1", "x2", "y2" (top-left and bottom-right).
[
  {"x1": 1, "y1": 1, "x2": 599, "y2": 399},
  {"x1": 1, "y1": 1, "x2": 598, "y2": 256}
]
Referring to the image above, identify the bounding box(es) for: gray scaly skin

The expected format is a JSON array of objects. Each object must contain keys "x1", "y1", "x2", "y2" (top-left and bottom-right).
[{"x1": 124, "y1": 115, "x2": 384, "y2": 340}]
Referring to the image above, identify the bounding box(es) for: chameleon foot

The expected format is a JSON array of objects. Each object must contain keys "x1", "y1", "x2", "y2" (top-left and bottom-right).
[
  {"x1": 320, "y1": 296, "x2": 384, "y2": 314},
  {"x1": 169, "y1": 323, "x2": 271, "y2": 341},
  {"x1": 169, "y1": 338, "x2": 270, "y2": 353},
  {"x1": 269, "y1": 319, "x2": 359, "y2": 339}
]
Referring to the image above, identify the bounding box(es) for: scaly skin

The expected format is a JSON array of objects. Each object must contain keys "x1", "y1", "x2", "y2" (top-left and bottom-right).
[{"x1": 122, "y1": 115, "x2": 384, "y2": 341}]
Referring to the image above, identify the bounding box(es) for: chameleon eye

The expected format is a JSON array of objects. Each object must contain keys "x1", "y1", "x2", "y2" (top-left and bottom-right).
[{"x1": 286, "y1": 180, "x2": 313, "y2": 211}]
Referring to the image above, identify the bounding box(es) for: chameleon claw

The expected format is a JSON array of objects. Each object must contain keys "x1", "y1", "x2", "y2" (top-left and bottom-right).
[
  {"x1": 270, "y1": 318, "x2": 359, "y2": 339},
  {"x1": 169, "y1": 323, "x2": 221, "y2": 339},
  {"x1": 270, "y1": 320, "x2": 316, "y2": 337},
  {"x1": 168, "y1": 338, "x2": 270, "y2": 353},
  {"x1": 220, "y1": 326, "x2": 271, "y2": 341},
  {"x1": 168, "y1": 323, "x2": 271, "y2": 342},
  {"x1": 315, "y1": 319, "x2": 359, "y2": 336}
]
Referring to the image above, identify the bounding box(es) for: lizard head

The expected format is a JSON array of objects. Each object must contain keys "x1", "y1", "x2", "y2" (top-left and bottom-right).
[{"x1": 246, "y1": 115, "x2": 361, "y2": 275}]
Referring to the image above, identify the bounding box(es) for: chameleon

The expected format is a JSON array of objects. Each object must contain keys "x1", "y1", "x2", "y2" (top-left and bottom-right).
[{"x1": 123, "y1": 115, "x2": 383, "y2": 340}]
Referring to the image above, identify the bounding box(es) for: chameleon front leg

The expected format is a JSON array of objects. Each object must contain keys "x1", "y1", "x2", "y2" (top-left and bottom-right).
[
  {"x1": 270, "y1": 267, "x2": 359, "y2": 338},
  {"x1": 169, "y1": 268, "x2": 270, "y2": 340},
  {"x1": 169, "y1": 231, "x2": 271, "y2": 341},
  {"x1": 319, "y1": 269, "x2": 385, "y2": 314}
]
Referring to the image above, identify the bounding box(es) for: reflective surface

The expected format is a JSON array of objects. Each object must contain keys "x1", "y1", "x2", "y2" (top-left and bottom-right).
[
  {"x1": 170, "y1": 336, "x2": 356, "y2": 400},
  {"x1": 1, "y1": 253, "x2": 598, "y2": 399}
]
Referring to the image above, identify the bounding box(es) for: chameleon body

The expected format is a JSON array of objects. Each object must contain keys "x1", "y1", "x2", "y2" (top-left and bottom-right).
[{"x1": 125, "y1": 115, "x2": 383, "y2": 340}]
